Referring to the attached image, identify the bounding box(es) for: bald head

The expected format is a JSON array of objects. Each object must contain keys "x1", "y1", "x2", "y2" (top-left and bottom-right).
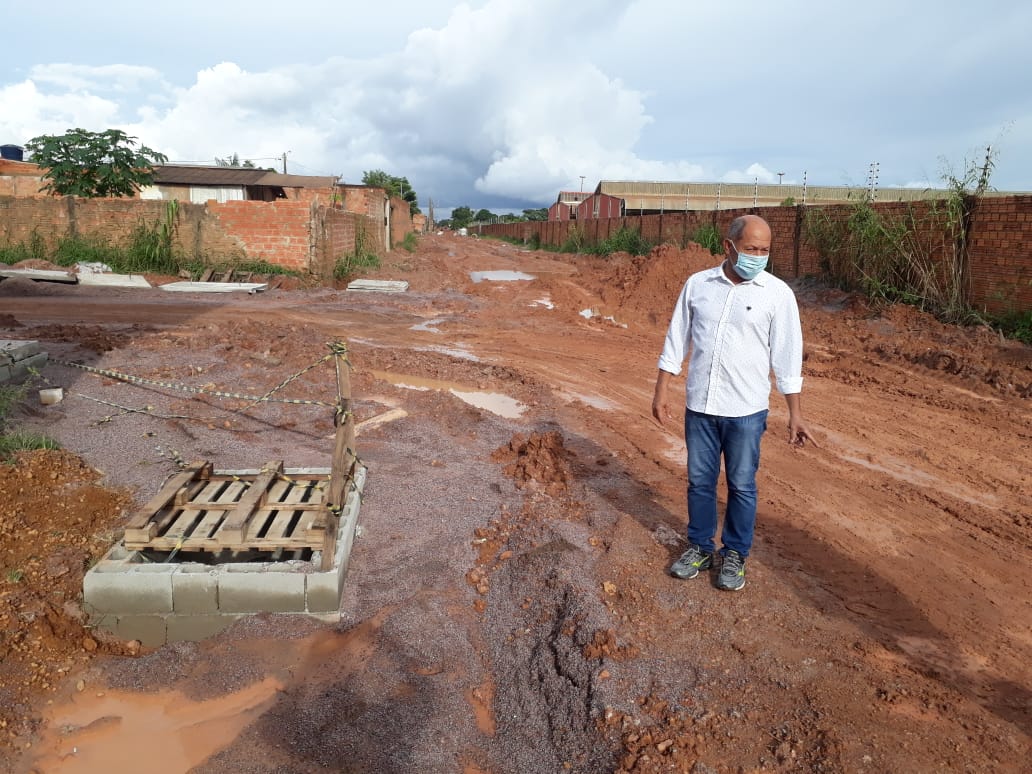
[{"x1": 727, "y1": 215, "x2": 771, "y2": 244}]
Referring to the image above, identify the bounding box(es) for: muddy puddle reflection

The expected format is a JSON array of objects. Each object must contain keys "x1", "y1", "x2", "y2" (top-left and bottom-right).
[
  {"x1": 28, "y1": 677, "x2": 283, "y2": 773},
  {"x1": 371, "y1": 369, "x2": 525, "y2": 418}
]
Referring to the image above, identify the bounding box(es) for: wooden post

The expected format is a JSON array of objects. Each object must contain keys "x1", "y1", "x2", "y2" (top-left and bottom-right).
[{"x1": 322, "y1": 341, "x2": 356, "y2": 570}]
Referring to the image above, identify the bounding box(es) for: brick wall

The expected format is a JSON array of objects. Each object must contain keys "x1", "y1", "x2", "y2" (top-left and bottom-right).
[
  {"x1": 389, "y1": 196, "x2": 414, "y2": 246},
  {"x1": 340, "y1": 185, "x2": 387, "y2": 219},
  {"x1": 967, "y1": 196, "x2": 1032, "y2": 315},
  {"x1": 0, "y1": 159, "x2": 45, "y2": 197},
  {"x1": 313, "y1": 207, "x2": 386, "y2": 277},
  {"x1": 208, "y1": 200, "x2": 313, "y2": 271},
  {"x1": 479, "y1": 197, "x2": 1032, "y2": 315},
  {"x1": 0, "y1": 195, "x2": 385, "y2": 277}
]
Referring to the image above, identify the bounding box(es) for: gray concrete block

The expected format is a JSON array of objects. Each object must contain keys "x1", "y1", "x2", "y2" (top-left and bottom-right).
[
  {"x1": 0, "y1": 339, "x2": 41, "y2": 363},
  {"x1": 112, "y1": 615, "x2": 168, "y2": 647},
  {"x1": 172, "y1": 567, "x2": 219, "y2": 614},
  {"x1": 166, "y1": 614, "x2": 242, "y2": 643},
  {"x1": 84, "y1": 567, "x2": 174, "y2": 614},
  {"x1": 306, "y1": 570, "x2": 344, "y2": 613},
  {"x1": 1, "y1": 352, "x2": 49, "y2": 384},
  {"x1": 218, "y1": 571, "x2": 307, "y2": 613}
]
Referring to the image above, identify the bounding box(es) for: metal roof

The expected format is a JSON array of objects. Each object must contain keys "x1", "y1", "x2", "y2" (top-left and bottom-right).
[{"x1": 152, "y1": 165, "x2": 336, "y2": 188}]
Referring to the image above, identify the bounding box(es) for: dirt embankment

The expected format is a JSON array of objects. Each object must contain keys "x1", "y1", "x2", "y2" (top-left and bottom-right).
[{"x1": 0, "y1": 233, "x2": 1029, "y2": 773}]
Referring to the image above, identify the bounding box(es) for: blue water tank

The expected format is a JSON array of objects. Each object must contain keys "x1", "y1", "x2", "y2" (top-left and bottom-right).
[{"x1": 0, "y1": 144, "x2": 24, "y2": 161}]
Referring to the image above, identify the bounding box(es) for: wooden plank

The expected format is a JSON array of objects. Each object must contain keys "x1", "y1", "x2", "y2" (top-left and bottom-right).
[
  {"x1": 217, "y1": 461, "x2": 283, "y2": 545},
  {"x1": 199, "y1": 268, "x2": 214, "y2": 282},
  {"x1": 263, "y1": 480, "x2": 310, "y2": 540},
  {"x1": 163, "y1": 508, "x2": 205, "y2": 543},
  {"x1": 123, "y1": 461, "x2": 211, "y2": 543},
  {"x1": 186, "y1": 479, "x2": 244, "y2": 542}
]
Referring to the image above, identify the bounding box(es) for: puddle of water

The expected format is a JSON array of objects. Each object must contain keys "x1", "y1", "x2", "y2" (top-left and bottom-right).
[
  {"x1": 28, "y1": 677, "x2": 283, "y2": 774},
  {"x1": 414, "y1": 345, "x2": 481, "y2": 362},
  {"x1": 530, "y1": 297, "x2": 554, "y2": 309},
  {"x1": 469, "y1": 270, "x2": 536, "y2": 283},
  {"x1": 560, "y1": 390, "x2": 616, "y2": 411},
  {"x1": 579, "y1": 308, "x2": 627, "y2": 327},
  {"x1": 370, "y1": 370, "x2": 525, "y2": 418},
  {"x1": 411, "y1": 318, "x2": 446, "y2": 333}
]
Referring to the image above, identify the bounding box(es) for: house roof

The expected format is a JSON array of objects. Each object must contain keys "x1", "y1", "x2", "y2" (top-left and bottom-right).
[{"x1": 153, "y1": 165, "x2": 337, "y2": 188}]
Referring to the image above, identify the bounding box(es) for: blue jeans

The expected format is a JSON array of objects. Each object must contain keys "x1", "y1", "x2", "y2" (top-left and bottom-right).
[{"x1": 684, "y1": 409, "x2": 767, "y2": 557}]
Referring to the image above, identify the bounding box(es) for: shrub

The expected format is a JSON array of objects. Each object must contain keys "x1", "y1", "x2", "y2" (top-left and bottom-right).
[
  {"x1": 592, "y1": 226, "x2": 652, "y2": 257},
  {"x1": 689, "y1": 223, "x2": 724, "y2": 255}
]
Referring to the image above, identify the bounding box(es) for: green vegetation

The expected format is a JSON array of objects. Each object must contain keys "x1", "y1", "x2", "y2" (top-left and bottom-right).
[
  {"x1": 25, "y1": 128, "x2": 167, "y2": 198},
  {"x1": 559, "y1": 225, "x2": 585, "y2": 253},
  {"x1": 0, "y1": 200, "x2": 181, "y2": 275},
  {"x1": 591, "y1": 226, "x2": 652, "y2": 257},
  {"x1": 690, "y1": 223, "x2": 724, "y2": 255},
  {"x1": 4, "y1": 569, "x2": 24, "y2": 584},
  {"x1": 780, "y1": 196, "x2": 796, "y2": 206},
  {"x1": 991, "y1": 309, "x2": 1032, "y2": 346},
  {"x1": 803, "y1": 147, "x2": 997, "y2": 328},
  {"x1": 334, "y1": 223, "x2": 381, "y2": 280},
  {"x1": 0, "y1": 381, "x2": 59, "y2": 462},
  {"x1": 362, "y1": 170, "x2": 420, "y2": 215},
  {"x1": 401, "y1": 232, "x2": 418, "y2": 252}
]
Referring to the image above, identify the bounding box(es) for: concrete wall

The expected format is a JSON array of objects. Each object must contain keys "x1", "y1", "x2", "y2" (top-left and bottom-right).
[{"x1": 479, "y1": 196, "x2": 1032, "y2": 315}]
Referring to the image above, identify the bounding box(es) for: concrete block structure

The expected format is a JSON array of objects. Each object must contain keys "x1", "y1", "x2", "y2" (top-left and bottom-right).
[
  {"x1": 0, "y1": 339, "x2": 48, "y2": 385},
  {"x1": 84, "y1": 465, "x2": 367, "y2": 647}
]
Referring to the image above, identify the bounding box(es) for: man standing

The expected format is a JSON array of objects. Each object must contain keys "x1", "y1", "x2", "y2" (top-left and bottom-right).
[{"x1": 652, "y1": 214, "x2": 817, "y2": 591}]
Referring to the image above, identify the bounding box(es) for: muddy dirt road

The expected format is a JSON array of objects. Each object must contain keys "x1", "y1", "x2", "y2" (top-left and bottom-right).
[{"x1": 1, "y1": 233, "x2": 1030, "y2": 772}]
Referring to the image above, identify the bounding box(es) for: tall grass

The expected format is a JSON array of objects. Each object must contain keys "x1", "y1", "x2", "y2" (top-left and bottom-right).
[
  {"x1": 689, "y1": 223, "x2": 724, "y2": 255},
  {"x1": 803, "y1": 147, "x2": 996, "y2": 327},
  {"x1": 0, "y1": 381, "x2": 58, "y2": 462},
  {"x1": 590, "y1": 226, "x2": 652, "y2": 257},
  {"x1": 334, "y1": 223, "x2": 381, "y2": 280}
]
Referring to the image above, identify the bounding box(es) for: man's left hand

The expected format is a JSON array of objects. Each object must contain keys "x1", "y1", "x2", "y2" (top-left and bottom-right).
[{"x1": 788, "y1": 417, "x2": 819, "y2": 447}]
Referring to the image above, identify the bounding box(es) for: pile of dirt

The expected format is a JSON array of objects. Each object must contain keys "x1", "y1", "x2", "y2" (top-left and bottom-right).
[
  {"x1": 10, "y1": 259, "x2": 64, "y2": 271},
  {"x1": 0, "y1": 449, "x2": 136, "y2": 742},
  {"x1": 592, "y1": 243, "x2": 721, "y2": 329},
  {"x1": 0, "y1": 276, "x2": 79, "y2": 297},
  {"x1": 493, "y1": 430, "x2": 574, "y2": 495}
]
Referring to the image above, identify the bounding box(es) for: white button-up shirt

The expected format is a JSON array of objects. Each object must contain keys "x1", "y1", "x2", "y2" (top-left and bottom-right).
[{"x1": 658, "y1": 264, "x2": 804, "y2": 417}]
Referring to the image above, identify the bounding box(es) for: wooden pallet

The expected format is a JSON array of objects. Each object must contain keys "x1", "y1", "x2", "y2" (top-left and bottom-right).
[{"x1": 123, "y1": 461, "x2": 334, "y2": 553}]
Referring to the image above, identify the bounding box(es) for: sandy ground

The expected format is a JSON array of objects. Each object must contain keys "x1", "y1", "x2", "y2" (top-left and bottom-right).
[{"x1": 0, "y1": 233, "x2": 1030, "y2": 773}]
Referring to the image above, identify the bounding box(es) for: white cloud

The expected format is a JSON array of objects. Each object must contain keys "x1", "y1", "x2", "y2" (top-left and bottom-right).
[
  {"x1": 0, "y1": 81, "x2": 121, "y2": 143},
  {"x1": 2, "y1": 0, "x2": 1031, "y2": 207},
  {"x1": 29, "y1": 64, "x2": 162, "y2": 93}
]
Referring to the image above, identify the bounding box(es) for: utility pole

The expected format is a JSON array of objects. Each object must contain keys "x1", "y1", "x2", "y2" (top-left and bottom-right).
[
  {"x1": 282, "y1": 151, "x2": 289, "y2": 174},
  {"x1": 579, "y1": 175, "x2": 585, "y2": 192}
]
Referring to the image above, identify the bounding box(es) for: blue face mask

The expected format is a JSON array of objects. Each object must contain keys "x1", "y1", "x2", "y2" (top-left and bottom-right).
[{"x1": 729, "y1": 241, "x2": 768, "y2": 280}]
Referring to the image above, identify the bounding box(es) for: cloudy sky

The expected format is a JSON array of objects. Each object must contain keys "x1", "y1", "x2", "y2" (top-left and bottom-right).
[{"x1": 1, "y1": 0, "x2": 1030, "y2": 214}]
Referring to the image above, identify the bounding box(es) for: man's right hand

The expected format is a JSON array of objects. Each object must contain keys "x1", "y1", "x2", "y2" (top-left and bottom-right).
[{"x1": 652, "y1": 369, "x2": 673, "y2": 428}]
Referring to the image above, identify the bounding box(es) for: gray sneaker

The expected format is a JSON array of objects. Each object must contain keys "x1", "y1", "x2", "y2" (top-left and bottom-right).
[
  {"x1": 669, "y1": 544, "x2": 713, "y2": 579},
  {"x1": 716, "y1": 550, "x2": 746, "y2": 591}
]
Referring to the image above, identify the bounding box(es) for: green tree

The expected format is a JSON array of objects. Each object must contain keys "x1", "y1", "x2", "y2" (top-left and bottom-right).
[
  {"x1": 361, "y1": 169, "x2": 420, "y2": 215},
  {"x1": 522, "y1": 207, "x2": 548, "y2": 221},
  {"x1": 25, "y1": 128, "x2": 168, "y2": 198},
  {"x1": 450, "y1": 206, "x2": 473, "y2": 228},
  {"x1": 215, "y1": 153, "x2": 257, "y2": 168},
  {"x1": 474, "y1": 208, "x2": 495, "y2": 223}
]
